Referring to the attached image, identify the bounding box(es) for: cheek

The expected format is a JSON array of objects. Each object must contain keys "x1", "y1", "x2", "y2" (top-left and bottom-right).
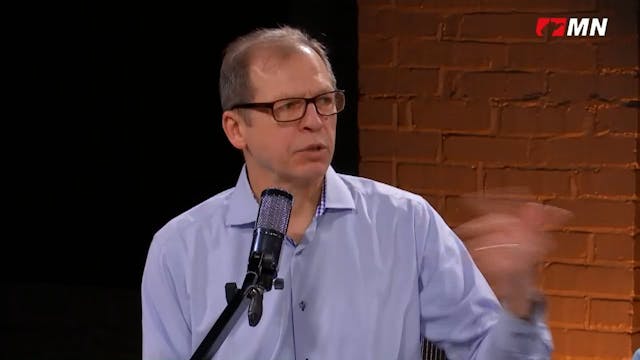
[
  {"x1": 249, "y1": 127, "x2": 294, "y2": 157},
  {"x1": 326, "y1": 120, "x2": 337, "y2": 141}
]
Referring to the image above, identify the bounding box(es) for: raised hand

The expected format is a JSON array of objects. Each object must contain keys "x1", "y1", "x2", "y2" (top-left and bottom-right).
[{"x1": 454, "y1": 190, "x2": 573, "y2": 317}]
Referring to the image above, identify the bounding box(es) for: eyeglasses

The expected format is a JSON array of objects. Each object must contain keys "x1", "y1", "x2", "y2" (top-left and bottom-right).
[{"x1": 229, "y1": 90, "x2": 345, "y2": 123}]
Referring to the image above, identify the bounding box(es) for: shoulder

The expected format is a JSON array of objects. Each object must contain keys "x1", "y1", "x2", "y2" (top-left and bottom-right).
[
  {"x1": 149, "y1": 187, "x2": 234, "y2": 251},
  {"x1": 337, "y1": 172, "x2": 432, "y2": 214}
]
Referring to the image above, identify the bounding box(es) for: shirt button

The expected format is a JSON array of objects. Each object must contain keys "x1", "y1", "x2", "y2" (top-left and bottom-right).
[{"x1": 299, "y1": 300, "x2": 306, "y2": 311}]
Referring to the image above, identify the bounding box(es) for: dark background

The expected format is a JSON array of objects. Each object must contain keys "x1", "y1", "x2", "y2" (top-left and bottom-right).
[{"x1": 7, "y1": 2, "x2": 358, "y2": 358}]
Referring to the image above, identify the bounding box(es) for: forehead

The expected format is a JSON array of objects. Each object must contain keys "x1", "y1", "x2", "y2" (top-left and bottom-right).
[{"x1": 248, "y1": 45, "x2": 333, "y2": 100}]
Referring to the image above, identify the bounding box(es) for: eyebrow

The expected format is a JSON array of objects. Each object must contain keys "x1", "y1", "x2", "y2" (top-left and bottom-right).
[{"x1": 270, "y1": 88, "x2": 336, "y2": 100}]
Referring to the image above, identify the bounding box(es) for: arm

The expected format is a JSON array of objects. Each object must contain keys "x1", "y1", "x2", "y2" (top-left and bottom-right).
[
  {"x1": 141, "y1": 230, "x2": 192, "y2": 360},
  {"x1": 416, "y1": 201, "x2": 552, "y2": 359}
]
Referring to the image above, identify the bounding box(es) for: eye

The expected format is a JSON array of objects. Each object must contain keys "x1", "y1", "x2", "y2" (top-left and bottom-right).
[
  {"x1": 274, "y1": 99, "x2": 304, "y2": 112},
  {"x1": 316, "y1": 94, "x2": 334, "y2": 106}
]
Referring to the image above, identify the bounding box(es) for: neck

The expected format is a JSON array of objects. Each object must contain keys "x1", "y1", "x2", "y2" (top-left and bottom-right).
[{"x1": 246, "y1": 168, "x2": 324, "y2": 220}]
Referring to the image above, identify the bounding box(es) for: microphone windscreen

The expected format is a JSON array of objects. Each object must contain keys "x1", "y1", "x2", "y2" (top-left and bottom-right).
[{"x1": 256, "y1": 188, "x2": 293, "y2": 234}]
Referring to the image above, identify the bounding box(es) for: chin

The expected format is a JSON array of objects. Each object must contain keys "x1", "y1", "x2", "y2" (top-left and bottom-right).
[{"x1": 291, "y1": 161, "x2": 329, "y2": 181}]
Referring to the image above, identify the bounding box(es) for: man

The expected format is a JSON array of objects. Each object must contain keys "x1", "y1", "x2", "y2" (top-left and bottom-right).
[{"x1": 142, "y1": 25, "x2": 569, "y2": 359}]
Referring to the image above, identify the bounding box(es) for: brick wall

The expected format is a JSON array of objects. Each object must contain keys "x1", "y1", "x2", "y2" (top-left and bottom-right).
[{"x1": 357, "y1": 0, "x2": 639, "y2": 359}]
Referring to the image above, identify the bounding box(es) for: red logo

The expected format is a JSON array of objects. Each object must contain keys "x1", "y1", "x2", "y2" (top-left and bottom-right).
[
  {"x1": 536, "y1": 17, "x2": 608, "y2": 37},
  {"x1": 536, "y1": 17, "x2": 568, "y2": 37}
]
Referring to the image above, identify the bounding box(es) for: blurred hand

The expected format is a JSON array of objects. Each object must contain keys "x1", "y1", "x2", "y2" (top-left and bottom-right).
[{"x1": 454, "y1": 190, "x2": 572, "y2": 317}]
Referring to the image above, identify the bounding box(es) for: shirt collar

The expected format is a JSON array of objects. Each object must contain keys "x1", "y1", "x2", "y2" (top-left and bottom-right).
[
  {"x1": 224, "y1": 165, "x2": 259, "y2": 226},
  {"x1": 225, "y1": 164, "x2": 355, "y2": 227},
  {"x1": 324, "y1": 165, "x2": 356, "y2": 211}
]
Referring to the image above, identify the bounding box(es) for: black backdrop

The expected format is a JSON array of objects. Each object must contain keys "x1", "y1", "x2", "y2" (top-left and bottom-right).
[{"x1": 7, "y1": 2, "x2": 357, "y2": 358}]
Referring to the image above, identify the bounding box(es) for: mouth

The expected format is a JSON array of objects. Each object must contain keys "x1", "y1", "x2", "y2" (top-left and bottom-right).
[{"x1": 298, "y1": 143, "x2": 327, "y2": 152}]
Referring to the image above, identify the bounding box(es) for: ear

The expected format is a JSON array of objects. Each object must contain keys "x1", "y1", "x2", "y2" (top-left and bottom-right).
[{"x1": 222, "y1": 110, "x2": 247, "y2": 150}]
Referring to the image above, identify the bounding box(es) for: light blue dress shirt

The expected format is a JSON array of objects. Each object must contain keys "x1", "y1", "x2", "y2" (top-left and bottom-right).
[{"x1": 142, "y1": 165, "x2": 552, "y2": 360}]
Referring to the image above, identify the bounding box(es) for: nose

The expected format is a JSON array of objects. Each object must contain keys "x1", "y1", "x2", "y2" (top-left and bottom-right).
[{"x1": 298, "y1": 101, "x2": 324, "y2": 131}]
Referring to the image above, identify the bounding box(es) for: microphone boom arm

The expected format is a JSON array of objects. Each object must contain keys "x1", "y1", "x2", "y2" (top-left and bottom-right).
[
  {"x1": 188, "y1": 271, "x2": 259, "y2": 360},
  {"x1": 189, "y1": 229, "x2": 287, "y2": 360}
]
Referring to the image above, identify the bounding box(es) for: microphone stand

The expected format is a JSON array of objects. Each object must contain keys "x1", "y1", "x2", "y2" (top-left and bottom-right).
[{"x1": 189, "y1": 229, "x2": 284, "y2": 360}]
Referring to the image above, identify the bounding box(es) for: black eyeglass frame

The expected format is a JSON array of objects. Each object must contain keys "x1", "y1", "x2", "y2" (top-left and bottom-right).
[{"x1": 227, "y1": 89, "x2": 346, "y2": 123}]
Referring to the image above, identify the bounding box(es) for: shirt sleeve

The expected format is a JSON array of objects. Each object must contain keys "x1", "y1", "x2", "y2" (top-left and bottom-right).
[
  {"x1": 415, "y1": 200, "x2": 552, "y2": 359},
  {"x1": 141, "y1": 228, "x2": 192, "y2": 360}
]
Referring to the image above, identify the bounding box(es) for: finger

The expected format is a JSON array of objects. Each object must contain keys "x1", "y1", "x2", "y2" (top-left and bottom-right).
[
  {"x1": 457, "y1": 187, "x2": 534, "y2": 216},
  {"x1": 454, "y1": 213, "x2": 522, "y2": 239},
  {"x1": 518, "y1": 202, "x2": 574, "y2": 230},
  {"x1": 463, "y1": 226, "x2": 552, "y2": 259}
]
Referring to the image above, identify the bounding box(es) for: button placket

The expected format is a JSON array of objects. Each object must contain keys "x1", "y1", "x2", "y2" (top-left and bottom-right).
[{"x1": 290, "y1": 218, "x2": 320, "y2": 360}]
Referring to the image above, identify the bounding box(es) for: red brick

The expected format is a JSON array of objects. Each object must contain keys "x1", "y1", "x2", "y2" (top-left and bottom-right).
[
  {"x1": 359, "y1": 7, "x2": 452, "y2": 37},
  {"x1": 634, "y1": 301, "x2": 640, "y2": 329},
  {"x1": 542, "y1": 263, "x2": 634, "y2": 295},
  {"x1": 595, "y1": 106, "x2": 639, "y2": 134},
  {"x1": 547, "y1": 295, "x2": 587, "y2": 326},
  {"x1": 636, "y1": 232, "x2": 640, "y2": 262},
  {"x1": 485, "y1": 168, "x2": 571, "y2": 196},
  {"x1": 546, "y1": 199, "x2": 634, "y2": 229},
  {"x1": 599, "y1": 0, "x2": 639, "y2": 37},
  {"x1": 440, "y1": 71, "x2": 459, "y2": 99},
  {"x1": 357, "y1": 0, "x2": 392, "y2": 5},
  {"x1": 599, "y1": 73, "x2": 640, "y2": 100},
  {"x1": 392, "y1": 0, "x2": 422, "y2": 6},
  {"x1": 508, "y1": 43, "x2": 596, "y2": 71},
  {"x1": 598, "y1": 39, "x2": 640, "y2": 68},
  {"x1": 397, "y1": 39, "x2": 507, "y2": 68},
  {"x1": 453, "y1": 71, "x2": 545, "y2": 99},
  {"x1": 395, "y1": 130, "x2": 441, "y2": 159},
  {"x1": 360, "y1": 129, "x2": 395, "y2": 158},
  {"x1": 549, "y1": 73, "x2": 640, "y2": 102},
  {"x1": 589, "y1": 299, "x2": 634, "y2": 331},
  {"x1": 397, "y1": 0, "x2": 596, "y2": 11},
  {"x1": 444, "y1": 195, "x2": 480, "y2": 226},
  {"x1": 394, "y1": 9, "x2": 444, "y2": 37},
  {"x1": 359, "y1": 67, "x2": 442, "y2": 96},
  {"x1": 358, "y1": 98, "x2": 396, "y2": 127},
  {"x1": 396, "y1": 68, "x2": 439, "y2": 95},
  {"x1": 444, "y1": 136, "x2": 529, "y2": 164},
  {"x1": 411, "y1": 100, "x2": 491, "y2": 132},
  {"x1": 359, "y1": 161, "x2": 393, "y2": 185},
  {"x1": 499, "y1": 104, "x2": 589, "y2": 136},
  {"x1": 577, "y1": 168, "x2": 637, "y2": 197},
  {"x1": 550, "y1": 328, "x2": 631, "y2": 358},
  {"x1": 358, "y1": 7, "x2": 395, "y2": 35},
  {"x1": 547, "y1": 232, "x2": 589, "y2": 261},
  {"x1": 359, "y1": 36, "x2": 394, "y2": 66},
  {"x1": 397, "y1": 99, "x2": 412, "y2": 128},
  {"x1": 599, "y1": 0, "x2": 638, "y2": 13},
  {"x1": 441, "y1": 15, "x2": 461, "y2": 38},
  {"x1": 593, "y1": 234, "x2": 636, "y2": 262},
  {"x1": 529, "y1": 137, "x2": 636, "y2": 166},
  {"x1": 460, "y1": 14, "x2": 543, "y2": 40},
  {"x1": 397, "y1": 163, "x2": 476, "y2": 193},
  {"x1": 359, "y1": 67, "x2": 395, "y2": 94},
  {"x1": 548, "y1": 73, "x2": 597, "y2": 102},
  {"x1": 359, "y1": 129, "x2": 440, "y2": 160},
  {"x1": 421, "y1": 193, "x2": 444, "y2": 212}
]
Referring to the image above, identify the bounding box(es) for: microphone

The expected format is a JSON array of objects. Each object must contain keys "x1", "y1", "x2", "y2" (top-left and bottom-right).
[
  {"x1": 247, "y1": 188, "x2": 293, "y2": 292},
  {"x1": 190, "y1": 188, "x2": 293, "y2": 359}
]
